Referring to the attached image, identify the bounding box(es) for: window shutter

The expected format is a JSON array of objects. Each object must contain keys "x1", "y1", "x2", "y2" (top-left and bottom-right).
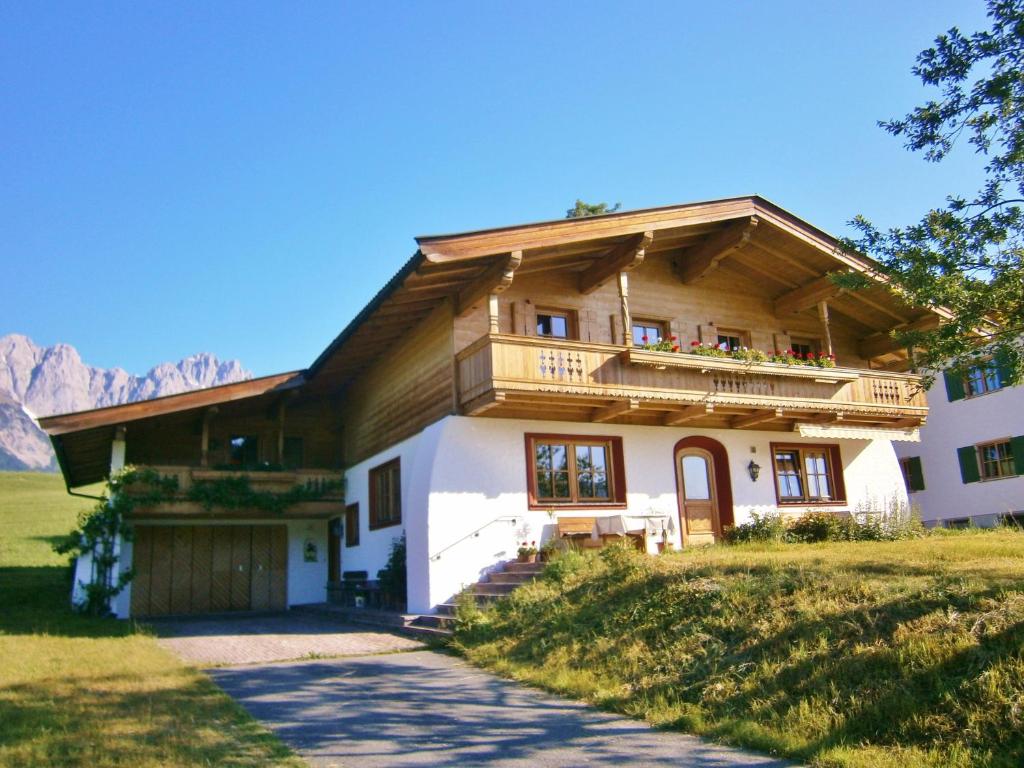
[
  {"x1": 773, "y1": 333, "x2": 792, "y2": 354},
  {"x1": 907, "y1": 456, "x2": 925, "y2": 491},
  {"x1": 944, "y1": 370, "x2": 966, "y2": 402},
  {"x1": 957, "y1": 446, "x2": 980, "y2": 484},
  {"x1": 578, "y1": 309, "x2": 595, "y2": 342},
  {"x1": 827, "y1": 445, "x2": 847, "y2": 502},
  {"x1": 1011, "y1": 435, "x2": 1024, "y2": 476},
  {"x1": 994, "y1": 351, "x2": 1014, "y2": 388},
  {"x1": 609, "y1": 314, "x2": 624, "y2": 345},
  {"x1": 698, "y1": 324, "x2": 719, "y2": 345}
]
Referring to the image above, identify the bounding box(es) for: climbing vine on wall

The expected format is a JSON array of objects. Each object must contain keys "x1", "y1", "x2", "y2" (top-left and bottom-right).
[{"x1": 53, "y1": 466, "x2": 179, "y2": 616}]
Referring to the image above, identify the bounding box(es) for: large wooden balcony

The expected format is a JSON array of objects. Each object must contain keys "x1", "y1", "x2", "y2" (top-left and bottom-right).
[
  {"x1": 456, "y1": 334, "x2": 927, "y2": 433},
  {"x1": 125, "y1": 466, "x2": 346, "y2": 519}
]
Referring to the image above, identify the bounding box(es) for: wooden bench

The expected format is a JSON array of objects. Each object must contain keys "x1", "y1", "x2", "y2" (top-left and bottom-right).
[{"x1": 557, "y1": 517, "x2": 605, "y2": 548}]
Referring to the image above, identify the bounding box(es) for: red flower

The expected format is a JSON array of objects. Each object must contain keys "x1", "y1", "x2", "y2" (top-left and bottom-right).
[
  {"x1": 829, "y1": 354, "x2": 836, "y2": 360},
  {"x1": 691, "y1": 340, "x2": 700, "y2": 346},
  {"x1": 806, "y1": 352, "x2": 815, "y2": 359},
  {"x1": 641, "y1": 335, "x2": 649, "y2": 342},
  {"x1": 670, "y1": 334, "x2": 678, "y2": 341},
  {"x1": 672, "y1": 345, "x2": 680, "y2": 352}
]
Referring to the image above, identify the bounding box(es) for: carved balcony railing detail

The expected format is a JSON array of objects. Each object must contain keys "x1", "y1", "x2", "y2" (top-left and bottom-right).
[{"x1": 455, "y1": 334, "x2": 927, "y2": 427}]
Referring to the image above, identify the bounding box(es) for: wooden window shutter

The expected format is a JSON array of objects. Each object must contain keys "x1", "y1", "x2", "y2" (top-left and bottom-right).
[
  {"x1": 669, "y1": 320, "x2": 684, "y2": 345},
  {"x1": 578, "y1": 309, "x2": 595, "y2": 342},
  {"x1": 907, "y1": 456, "x2": 925, "y2": 491},
  {"x1": 827, "y1": 445, "x2": 847, "y2": 502},
  {"x1": 1011, "y1": 435, "x2": 1024, "y2": 475},
  {"x1": 956, "y1": 446, "x2": 980, "y2": 484},
  {"x1": 609, "y1": 313, "x2": 624, "y2": 345},
  {"x1": 773, "y1": 333, "x2": 792, "y2": 354},
  {"x1": 698, "y1": 324, "x2": 718, "y2": 345},
  {"x1": 995, "y1": 351, "x2": 1014, "y2": 387},
  {"x1": 944, "y1": 370, "x2": 966, "y2": 402},
  {"x1": 512, "y1": 302, "x2": 537, "y2": 336}
]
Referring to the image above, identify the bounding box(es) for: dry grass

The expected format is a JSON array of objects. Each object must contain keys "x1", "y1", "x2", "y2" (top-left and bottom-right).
[
  {"x1": 454, "y1": 532, "x2": 1024, "y2": 768},
  {"x1": 0, "y1": 471, "x2": 303, "y2": 767}
]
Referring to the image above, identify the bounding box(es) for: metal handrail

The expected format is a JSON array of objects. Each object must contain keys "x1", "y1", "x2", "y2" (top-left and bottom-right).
[{"x1": 429, "y1": 515, "x2": 519, "y2": 561}]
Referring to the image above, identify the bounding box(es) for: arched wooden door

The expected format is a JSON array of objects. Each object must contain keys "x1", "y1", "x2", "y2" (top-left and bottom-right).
[{"x1": 673, "y1": 436, "x2": 733, "y2": 546}]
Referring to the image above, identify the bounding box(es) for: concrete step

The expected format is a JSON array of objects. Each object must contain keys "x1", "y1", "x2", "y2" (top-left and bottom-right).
[
  {"x1": 411, "y1": 614, "x2": 455, "y2": 630},
  {"x1": 401, "y1": 623, "x2": 453, "y2": 639},
  {"x1": 486, "y1": 571, "x2": 537, "y2": 584},
  {"x1": 504, "y1": 561, "x2": 546, "y2": 574},
  {"x1": 436, "y1": 602, "x2": 459, "y2": 616},
  {"x1": 472, "y1": 582, "x2": 518, "y2": 595}
]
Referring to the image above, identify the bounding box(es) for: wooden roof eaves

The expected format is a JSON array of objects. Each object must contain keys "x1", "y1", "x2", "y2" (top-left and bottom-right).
[{"x1": 37, "y1": 371, "x2": 305, "y2": 436}]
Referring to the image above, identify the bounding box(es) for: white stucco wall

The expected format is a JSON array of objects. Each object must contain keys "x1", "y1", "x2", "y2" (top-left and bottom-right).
[
  {"x1": 895, "y1": 375, "x2": 1024, "y2": 525},
  {"x1": 338, "y1": 414, "x2": 909, "y2": 614},
  {"x1": 113, "y1": 518, "x2": 328, "y2": 619}
]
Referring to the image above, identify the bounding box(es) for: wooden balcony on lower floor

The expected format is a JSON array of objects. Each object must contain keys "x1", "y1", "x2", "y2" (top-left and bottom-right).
[
  {"x1": 125, "y1": 466, "x2": 346, "y2": 519},
  {"x1": 456, "y1": 334, "x2": 928, "y2": 434}
]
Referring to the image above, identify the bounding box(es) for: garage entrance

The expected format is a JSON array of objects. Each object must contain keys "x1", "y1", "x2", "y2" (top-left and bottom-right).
[{"x1": 130, "y1": 525, "x2": 288, "y2": 616}]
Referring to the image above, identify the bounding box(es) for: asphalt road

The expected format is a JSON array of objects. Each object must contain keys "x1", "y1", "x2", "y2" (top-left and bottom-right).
[{"x1": 211, "y1": 648, "x2": 796, "y2": 768}]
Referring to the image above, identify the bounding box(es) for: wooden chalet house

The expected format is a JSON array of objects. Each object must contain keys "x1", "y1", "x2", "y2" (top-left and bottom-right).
[{"x1": 40, "y1": 196, "x2": 943, "y2": 618}]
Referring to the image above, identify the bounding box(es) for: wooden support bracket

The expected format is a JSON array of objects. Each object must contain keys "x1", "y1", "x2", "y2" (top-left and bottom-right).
[
  {"x1": 774, "y1": 274, "x2": 844, "y2": 315},
  {"x1": 663, "y1": 403, "x2": 714, "y2": 426},
  {"x1": 578, "y1": 231, "x2": 653, "y2": 295},
  {"x1": 731, "y1": 408, "x2": 784, "y2": 429},
  {"x1": 591, "y1": 399, "x2": 640, "y2": 423},
  {"x1": 678, "y1": 217, "x2": 759, "y2": 284},
  {"x1": 456, "y1": 251, "x2": 522, "y2": 316}
]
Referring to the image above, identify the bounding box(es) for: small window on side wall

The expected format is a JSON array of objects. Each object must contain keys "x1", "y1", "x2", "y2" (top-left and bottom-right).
[
  {"x1": 369, "y1": 459, "x2": 401, "y2": 530},
  {"x1": 899, "y1": 456, "x2": 926, "y2": 492},
  {"x1": 536, "y1": 308, "x2": 577, "y2": 340}
]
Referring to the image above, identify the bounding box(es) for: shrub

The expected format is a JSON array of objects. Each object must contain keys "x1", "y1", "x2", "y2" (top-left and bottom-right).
[
  {"x1": 376, "y1": 534, "x2": 407, "y2": 609},
  {"x1": 789, "y1": 510, "x2": 858, "y2": 542},
  {"x1": 723, "y1": 511, "x2": 790, "y2": 543}
]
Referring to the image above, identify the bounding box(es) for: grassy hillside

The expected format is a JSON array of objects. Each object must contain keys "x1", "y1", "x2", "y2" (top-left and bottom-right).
[
  {"x1": 0, "y1": 472, "x2": 301, "y2": 767},
  {"x1": 454, "y1": 533, "x2": 1024, "y2": 768}
]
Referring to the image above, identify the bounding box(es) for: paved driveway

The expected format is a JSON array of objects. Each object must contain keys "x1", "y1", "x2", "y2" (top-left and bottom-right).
[
  {"x1": 151, "y1": 613, "x2": 423, "y2": 666},
  {"x1": 211, "y1": 650, "x2": 794, "y2": 767}
]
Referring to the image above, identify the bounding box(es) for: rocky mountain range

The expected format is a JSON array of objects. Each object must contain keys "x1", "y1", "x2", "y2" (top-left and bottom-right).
[{"x1": 0, "y1": 334, "x2": 251, "y2": 471}]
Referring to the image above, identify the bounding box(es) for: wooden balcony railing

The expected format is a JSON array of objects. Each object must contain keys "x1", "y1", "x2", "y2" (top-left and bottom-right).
[
  {"x1": 125, "y1": 466, "x2": 346, "y2": 519},
  {"x1": 456, "y1": 334, "x2": 927, "y2": 429}
]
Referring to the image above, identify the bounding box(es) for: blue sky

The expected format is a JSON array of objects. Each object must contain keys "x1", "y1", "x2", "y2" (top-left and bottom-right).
[{"x1": 1, "y1": 1, "x2": 990, "y2": 376}]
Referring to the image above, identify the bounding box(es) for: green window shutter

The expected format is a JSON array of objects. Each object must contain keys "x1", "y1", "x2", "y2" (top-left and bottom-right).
[
  {"x1": 944, "y1": 370, "x2": 965, "y2": 402},
  {"x1": 908, "y1": 456, "x2": 926, "y2": 491},
  {"x1": 957, "y1": 446, "x2": 980, "y2": 484},
  {"x1": 1011, "y1": 435, "x2": 1024, "y2": 476},
  {"x1": 994, "y1": 351, "x2": 1013, "y2": 389}
]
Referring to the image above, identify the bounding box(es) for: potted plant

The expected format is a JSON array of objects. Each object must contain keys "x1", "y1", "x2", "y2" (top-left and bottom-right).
[
  {"x1": 538, "y1": 539, "x2": 559, "y2": 562},
  {"x1": 517, "y1": 541, "x2": 538, "y2": 563}
]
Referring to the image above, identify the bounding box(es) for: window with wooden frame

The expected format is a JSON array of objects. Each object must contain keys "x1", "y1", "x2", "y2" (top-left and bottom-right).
[
  {"x1": 535, "y1": 308, "x2": 577, "y2": 340},
  {"x1": 716, "y1": 328, "x2": 750, "y2": 351},
  {"x1": 369, "y1": 458, "x2": 401, "y2": 530},
  {"x1": 790, "y1": 337, "x2": 821, "y2": 359},
  {"x1": 899, "y1": 456, "x2": 926, "y2": 493},
  {"x1": 957, "y1": 436, "x2": 1024, "y2": 483},
  {"x1": 525, "y1": 434, "x2": 626, "y2": 508},
  {"x1": 770, "y1": 443, "x2": 846, "y2": 505},
  {"x1": 344, "y1": 503, "x2": 360, "y2": 547},
  {"x1": 945, "y1": 358, "x2": 1011, "y2": 401},
  {"x1": 632, "y1": 318, "x2": 668, "y2": 346}
]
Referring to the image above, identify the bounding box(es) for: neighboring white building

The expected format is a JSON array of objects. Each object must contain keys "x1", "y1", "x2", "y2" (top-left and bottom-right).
[{"x1": 895, "y1": 359, "x2": 1024, "y2": 527}]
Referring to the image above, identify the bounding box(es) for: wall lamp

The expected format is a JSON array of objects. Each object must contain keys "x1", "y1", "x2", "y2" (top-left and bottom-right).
[{"x1": 747, "y1": 460, "x2": 761, "y2": 482}]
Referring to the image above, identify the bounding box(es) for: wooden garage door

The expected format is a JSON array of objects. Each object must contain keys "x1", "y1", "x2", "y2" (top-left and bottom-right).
[{"x1": 131, "y1": 525, "x2": 287, "y2": 617}]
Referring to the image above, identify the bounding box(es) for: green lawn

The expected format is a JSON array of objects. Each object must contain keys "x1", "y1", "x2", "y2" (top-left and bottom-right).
[
  {"x1": 454, "y1": 532, "x2": 1024, "y2": 768},
  {"x1": 0, "y1": 472, "x2": 303, "y2": 768}
]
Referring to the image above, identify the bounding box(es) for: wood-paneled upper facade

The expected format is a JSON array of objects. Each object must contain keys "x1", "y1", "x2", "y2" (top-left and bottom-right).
[{"x1": 41, "y1": 196, "x2": 943, "y2": 483}]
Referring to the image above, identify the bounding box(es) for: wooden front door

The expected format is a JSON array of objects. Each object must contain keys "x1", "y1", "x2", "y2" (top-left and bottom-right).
[
  {"x1": 131, "y1": 524, "x2": 288, "y2": 616},
  {"x1": 677, "y1": 449, "x2": 720, "y2": 545}
]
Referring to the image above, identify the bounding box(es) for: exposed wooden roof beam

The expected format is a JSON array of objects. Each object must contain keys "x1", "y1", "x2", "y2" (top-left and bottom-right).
[
  {"x1": 677, "y1": 217, "x2": 759, "y2": 284},
  {"x1": 579, "y1": 232, "x2": 653, "y2": 294},
  {"x1": 859, "y1": 315, "x2": 941, "y2": 359},
  {"x1": 746, "y1": 239, "x2": 820, "y2": 278},
  {"x1": 456, "y1": 251, "x2": 522, "y2": 317},
  {"x1": 774, "y1": 275, "x2": 845, "y2": 315},
  {"x1": 731, "y1": 408, "x2": 784, "y2": 429},
  {"x1": 663, "y1": 403, "x2": 714, "y2": 426},
  {"x1": 591, "y1": 399, "x2": 640, "y2": 423}
]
